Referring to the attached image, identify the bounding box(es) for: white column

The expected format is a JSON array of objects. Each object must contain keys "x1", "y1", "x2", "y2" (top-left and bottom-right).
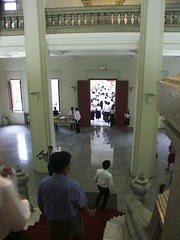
[
  {"x1": 131, "y1": 0, "x2": 165, "y2": 178},
  {"x1": 23, "y1": 0, "x2": 55, "y2": 172}
]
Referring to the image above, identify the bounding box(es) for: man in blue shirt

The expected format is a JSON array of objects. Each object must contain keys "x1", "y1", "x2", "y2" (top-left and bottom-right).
[{"x1": 38, "y1": 151, "x2": 95, "y2": 240}]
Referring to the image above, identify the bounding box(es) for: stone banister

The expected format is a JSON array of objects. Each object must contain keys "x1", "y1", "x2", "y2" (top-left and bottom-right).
[
  {"x1": 0, "y1": 4, "x2": 180, "y2": 36},
  {"x1": 45, "y1": 5, "x2": 141, "y2": 34},
  {"x1": 0, "y1": 9, "x2": 24, "y2": 36}
]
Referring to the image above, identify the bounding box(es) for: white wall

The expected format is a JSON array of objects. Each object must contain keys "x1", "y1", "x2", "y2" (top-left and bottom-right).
[
  {"x1": 0, "y1": 56, "x2": 179, "y2": 126},
  {"x1": 0, "y1": 58, "x2": 28, "y2": 125},
  {"x1": 50, "y1": 56, "x2": 137, "y2": 126}
]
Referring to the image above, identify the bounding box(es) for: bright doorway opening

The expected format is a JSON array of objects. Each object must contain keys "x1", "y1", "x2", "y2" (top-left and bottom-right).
[{"x1": 90, "y1": 79, "x2": 116, "y2": 126}]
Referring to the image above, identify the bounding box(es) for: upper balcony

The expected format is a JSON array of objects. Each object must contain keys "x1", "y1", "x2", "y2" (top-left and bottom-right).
[{"x1": 0, "y1": 3, "x2": 180, "y2": 36}]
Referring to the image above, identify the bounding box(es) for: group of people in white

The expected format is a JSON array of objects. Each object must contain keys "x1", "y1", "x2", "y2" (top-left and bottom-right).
[{"x1": 90, "y1": 81, "x2": 116, "y2": 126}]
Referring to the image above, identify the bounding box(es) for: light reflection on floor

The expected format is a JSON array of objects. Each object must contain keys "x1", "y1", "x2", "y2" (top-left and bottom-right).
[
  {"x1": 17, "y1": 134, "x2": 28, "y2": 162},
  {"x1": 91, "y1": 127, "x2": 114, "y2": 166}
]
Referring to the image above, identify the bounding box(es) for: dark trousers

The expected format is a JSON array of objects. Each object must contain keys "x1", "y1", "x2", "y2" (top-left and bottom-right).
[
  {"x1": 110, "y1": 114, "x2": 115, "y2": 127},
  {"x1": 71, "y1": 122, "x2": 76, "y2": 131},
  {"x1": 75, "y1": 121, "x2": 80, "y2": 133},
  {"x1": 48, "y1": 163, "x2": 53, "y2": 176},
  {"x1": 95, "y1": 185, "x2": 110, "y2": 210},
  {"x1": 48, "y1": 215, "x2": 84, "y2": 240}
]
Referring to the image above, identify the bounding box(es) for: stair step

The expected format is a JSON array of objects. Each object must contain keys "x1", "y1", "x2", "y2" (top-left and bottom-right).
[
  {"x1": 103, "y1": 223, "x2": 123, "y2": 240},
  {"x1": 103, "y1": 215, "x2": 130, "y2": 240}
]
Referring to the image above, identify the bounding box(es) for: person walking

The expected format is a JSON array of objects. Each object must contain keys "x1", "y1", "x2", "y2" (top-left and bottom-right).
[
  {"x1": 110, "y1": 104, "x2": 116, "y2": 127},
  {"x1": 94, "y1": 160, "x2": 114, "y2": 210},
  {"x1": 38, "y1": 151, "x2": 96, "y2": 240}
]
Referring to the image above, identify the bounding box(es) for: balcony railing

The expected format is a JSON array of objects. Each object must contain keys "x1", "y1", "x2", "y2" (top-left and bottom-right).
[
  {"x1": 0, "y1": 9, "x2": 24, "y2": 36},
  {"x1": 0, "y1": 4, "x2": 180, "y2": 36},
  {"x1": 46, "y1": 5, "x2": 141, "y2": 34}
]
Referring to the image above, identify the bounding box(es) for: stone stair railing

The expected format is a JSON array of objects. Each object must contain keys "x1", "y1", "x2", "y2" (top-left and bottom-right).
[
  {"x1": 0, "y1": 4, "x2": 180, "y2": 36},
  {"x1": 103, "y1": 191, "x2": 169, "y2": 240}
]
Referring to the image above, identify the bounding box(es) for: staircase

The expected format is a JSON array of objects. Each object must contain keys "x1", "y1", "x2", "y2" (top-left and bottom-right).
[
  {"x1": 103, "y1": 215, "x2": 129, "y2": 240},
  {"x1": 103, "y1": 192, "x2": 169, "y2": 240}
]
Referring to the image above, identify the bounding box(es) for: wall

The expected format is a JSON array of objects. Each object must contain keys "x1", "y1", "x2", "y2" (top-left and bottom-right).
[
  {"x1": 0, "y1": 56, "x2": 179, "y2": 126},
  {"x1": 50, "y1": 55, "x2": 137, "y2": 126},
  {"x1": 0, "y1": 58, "x2": 28, "y2": 125}
]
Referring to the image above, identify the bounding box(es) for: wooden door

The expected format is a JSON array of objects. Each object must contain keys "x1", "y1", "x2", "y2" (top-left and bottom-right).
[
  {"x1": 78, "y1": 80, "x2": 90, "y2": 127},
  {"x1": 116, "y1": 80, "x2": 128, "y2": 127}
]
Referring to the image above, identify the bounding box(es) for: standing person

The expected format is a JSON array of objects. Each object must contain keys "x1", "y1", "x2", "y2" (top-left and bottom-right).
[
  {"x1": 74, "y1": 107, "x2": 81, "y2": 133},
  {"x1": 124, "y1": 109, "x2": 131, "y2": 126},
  {"x1": 166, "y1": 142, "x2": 176, "y2": 171},
  {"x1": 95, "y1": 103, "x2": 101, "y2": 121},
  {"x1": 68, "y1": 107, "x2": 75, "y2": 131},
  {"x1": 44, "y1": 145, "x2": 54, "y2": 176},
  {"x1": 38, "y1": 151, "x2": 96, "y2": 240},
  {"x1": 110, "y1": 104, "x2": 116, "y2": 127},
  {"x1": 0, "y1": 166, "x2": 30, "y2": 240},
  {"x1": 53, "y1": 107, "x2": 59, "y2": 116},
  {"x1": 94, "y1": 160, "x2": 114, "y2": 210},
  {"x1": 90, "y1": 104, "x2": 95, "y2": 121}
]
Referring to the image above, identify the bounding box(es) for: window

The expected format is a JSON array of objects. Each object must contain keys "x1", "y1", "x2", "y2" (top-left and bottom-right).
[
  {"x1": 51, "y1": 79, "x2": 60, "y2": 112},
  {"x1": 9, "y1": 79, "x2": 23, "y2": 112},
  {"x1": 2, "y1": 0, "x2": 17, "y2": 10}
]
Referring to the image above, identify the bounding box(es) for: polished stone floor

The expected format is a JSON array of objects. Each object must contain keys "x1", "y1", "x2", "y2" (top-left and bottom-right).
[{"x1": 0, "y1": 125, "x2": 172, "y2": 213}]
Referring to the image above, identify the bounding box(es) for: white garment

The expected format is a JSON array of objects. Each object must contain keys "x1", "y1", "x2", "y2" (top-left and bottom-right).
[
  {"x1": 94, "y1": 169, "x2": 114, "y2": 188},
  {"x1": 0, "y1": 176, "x2": 30, "y2": 240},
  {"x1": 68, "y1": 110, "x2": 75, "y2": 123},
  {"x1": 96, "y1": 106, "x2": 101, "y2": 111},
  {"x1": 68, "y1": 110, "x2": 75, "y2": 118},
  {"x1": 110, "y1": 109, "x2": 116, "y2": 115},
  {"x1": 74, "y1": 110, "x2": 81, "y2": 122},
  {"x1": 104, "y1": 104, "x2": 111, "y2": 113},
  {"x1": 124, "y1": 113, "x2": 130, "y2": 119}
]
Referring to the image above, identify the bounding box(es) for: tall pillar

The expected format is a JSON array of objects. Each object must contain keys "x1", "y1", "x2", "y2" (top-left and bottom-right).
[
  {"x1": 23, "y1": 0, "x2": 55, "y2": 172},
  {"x1": 131, "y1": 0, "x2": 165, "y2": 178}
]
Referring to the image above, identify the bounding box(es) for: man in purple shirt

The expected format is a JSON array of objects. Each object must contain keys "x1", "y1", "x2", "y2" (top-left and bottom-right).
[{"x1": 38, "y1": 151, "x2": 95, "y2": 240}]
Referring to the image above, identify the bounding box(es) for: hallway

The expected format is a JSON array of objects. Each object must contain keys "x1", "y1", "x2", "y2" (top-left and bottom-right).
[{"x1": 0, "y1": 125, "x2": 171, "y2": 212}]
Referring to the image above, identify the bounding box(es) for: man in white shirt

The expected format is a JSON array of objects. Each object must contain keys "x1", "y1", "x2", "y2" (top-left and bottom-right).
[
  {"x1": 0, "y1": 166, "x2": 30, "y2": 240},
  {"x1": 74, "y1": 107, "x2": 81, "y2": 133},
  {"x1": 94, "y1": 160, "x2": 114, "y2": 210}
]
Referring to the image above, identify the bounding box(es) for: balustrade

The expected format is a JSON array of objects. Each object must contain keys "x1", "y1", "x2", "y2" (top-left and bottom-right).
[
  {"x1": 0, "y1": 4, "x2": 179, "y2": 36},
  {"x1": 45, "y1": 5, "x2": 141, "y2": 33},
  {"x1": 0, "y1": 9, "x2": 24, "y2": 35}
]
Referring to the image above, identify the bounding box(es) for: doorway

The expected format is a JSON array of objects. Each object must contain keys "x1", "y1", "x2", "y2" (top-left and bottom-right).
[
  {"x1": 78, "y1": 80, "x2": 128, "y2": 127},
  {"x1": 90, "y1": 79, "x2": 116, "y2": 126}
]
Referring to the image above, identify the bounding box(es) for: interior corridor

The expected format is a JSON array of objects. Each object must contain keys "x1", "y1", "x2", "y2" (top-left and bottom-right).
[{"x1": 0, "y1": 125, "x2": 172, "y2": 213}]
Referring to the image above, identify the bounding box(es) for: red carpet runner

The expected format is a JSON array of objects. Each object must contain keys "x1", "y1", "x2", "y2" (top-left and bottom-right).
[{"x1": 26, "y1": 208, "x2": 124, "y2": 240}]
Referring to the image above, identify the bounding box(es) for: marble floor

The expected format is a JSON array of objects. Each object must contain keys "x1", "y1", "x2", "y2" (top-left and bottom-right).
[{"x1": 0, "y1": 125, "x2": 172, "y2": 213}]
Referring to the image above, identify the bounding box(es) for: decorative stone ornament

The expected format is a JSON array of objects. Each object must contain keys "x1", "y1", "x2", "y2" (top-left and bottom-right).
[
  {"x1": 16, "y1": 165, "x2": 34, "y2": 212},
  {"x1": 130, "y1": 173, "x2": 150, "y2": 203}
]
